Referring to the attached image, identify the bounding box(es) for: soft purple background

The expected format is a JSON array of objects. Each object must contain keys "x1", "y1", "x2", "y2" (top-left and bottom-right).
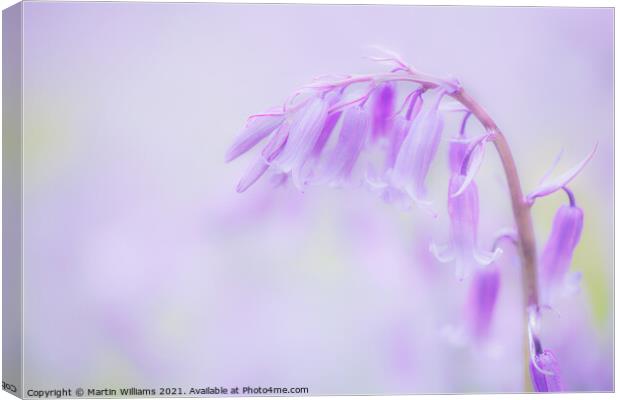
[{"x1": 21, "y1": 3, "x2": 612, "y2": 393}]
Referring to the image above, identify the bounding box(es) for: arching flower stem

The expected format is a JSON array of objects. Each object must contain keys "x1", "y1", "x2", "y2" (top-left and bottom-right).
[
  {"x1": 304, "y1": 69, "x2": 541, "y2": 316},
  {"x1": 270, "y1": 68, "x2": 542, "y2": 317},
  {"x1": 451, "y1": 89, "x2": 540, "y2": 392},
  {"x1": 361, "y1": 71, "x2": 542, "y2": 388},
  {"x1": 563, "y1": 186, "x2": 577, "y2": 207},
  {"x1": 450, "y1": 89, "x2": 540, "y2": 311},
  {"x1": 232, "y1": 65, "x2": 549, "y2": 391}
]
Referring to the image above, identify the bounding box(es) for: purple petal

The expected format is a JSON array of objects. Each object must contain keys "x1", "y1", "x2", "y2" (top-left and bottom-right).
[
  {"x1": 225, "y1": 113, "x2": 284, "y2": 162},
  {"x1": 433, "y1": 175, "x2": 500, "y2": 279},
  {"x1": 529, "y1": 350, "x2": 563, "y2": 392},
  {"x1": 448, "y1": 175, "x2": 479, "y2": 244},
  {"x1": 294, "y1": 93, "x2": 345, "y2": 186},
  {"x1": 321, "y1": 106, "x2": 370, "y2": 184},
  {"x1": 272, "y1": 97, "x2": 329, "y2": 175},
  {"x1": 310, "y1": 91, "x2": 344, "y2": 156},
  {"x1": 448, "y1": 139, "x2": 468, "y2": 175},
  {"x1": 527, "y1": 143, "x2": 598, "y2": 202},
  {"x1": 451, "y1": 134, "x2": 490, "y2": 197},
  {"x1": 261, "y1": 123, "x2": 289, "y2": 163},
  {"x1": 383, "y1": 92, "x2": 422, "y2": 170},
  {"x1": 236, "y1": 124, "x2": 291, "y2": 193},
  {"x1": 369, "y1": 82, "x2": 396, "y2": 140},
  {"x1": 431, "y1": 175, "x2": 478, "y2": 277},
  {"x1": 392, "y1": 89, "x2": 423, "y2": 122},
  {"x1": 466, "y1": 264, "x2": 500, "y2": 341},
  {"x1": 391, "y1": 89, "x2": 445, "y2": 203},
  {"x1": 540, "y1": 204, "x2": 584, "y2": 297},
  {"x1": 385, "y1": 116, "x2": 411, "y2": 169},
  {"x1": 311, "y1": 110, "x2": 342, "y2": 158},
  {"x1": 236, "y1": 158, "x2": 270, "y2": 193},
  {"x1": 404, "y1": 90, "x2": 423, "y2": 121}
]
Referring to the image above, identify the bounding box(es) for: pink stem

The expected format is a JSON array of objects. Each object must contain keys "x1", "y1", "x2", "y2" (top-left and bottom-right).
[
  {"x1": 451, "y1": 89, "x2": 539, "y2": 310},
  {"x1": 451, "y1": 89, "x2": 538, "y2": 392},
  {"x1": 304, "y1": 70, "x2": 540, "y2": 311},
  {"x1": 309, "y1": 68, "x2": 539, "y2": 389}
]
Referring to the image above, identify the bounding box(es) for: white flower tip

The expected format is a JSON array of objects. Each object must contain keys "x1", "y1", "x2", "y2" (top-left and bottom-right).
[
  {"x1": 473, "y1": 247, "x2": 502, "y2": 266},
  {"x1": 561, "y1": 271, "x2": 583, "y2": 297},
  {"x1": 450, "y1": 182, "x2": 469, "y2": 198},
  {"x1": 414, "y1": 199, "x2": 438, "y2": 217},
  {"x1": 429, "y1": 242, "x2": 455, "y2": 264}
]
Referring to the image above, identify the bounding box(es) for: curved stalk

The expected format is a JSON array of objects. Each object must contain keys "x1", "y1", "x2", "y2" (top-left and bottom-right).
[
  {"x1": 451, "y1": 89, "x2": 538, "y2": 392},
  {"x1": 378, "y1": 76, "x2": 540, "y2": 388},
  {"x1": 240, "y1": 68, "x2": 543, "y2": 390},
  {"x1": 315, "y1": 72, "x2": 541, "y2": 313},
  {"x1": 451, "y1": 89, "x2": 539, "y2": 310}
]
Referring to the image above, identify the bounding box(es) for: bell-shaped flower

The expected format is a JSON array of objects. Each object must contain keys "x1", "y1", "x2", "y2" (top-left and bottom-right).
[
  {"x1": 316, "y1": 106, "x2": 370, "y2": 186},
  {"x1": 384, "y1": 116, "x2": 410, "y2": 170},
  {"x1": 229, "y1": 94, "x2": 331, "y2": 193},
  {"x1": 297, "y1": 91, "x2": 344, "y2": 184},
  {"x1": 225, "y1": 111, "x2": 284, "y2": 162},
  {"x1": 465, "y1": 263, "x2": 500, "y2": 341},
  {"x1": 383, "y1": 90, "x2": 423, "y2": 170},
  {"x1": 235, "y1": 123, "x2": 289, "y2": 193},
  {"x1": 365, "y1": 90, "x2": 425, "y2": 210},
  {"x1": 448, "y1": 139, "x2": 468, "y2": 176},
  {"x1": 389, "y1": 89, "x2": 445, "y2": 206},
  {"x1": 449, "y1": 133, "x2": 492, "y2": 197},
  {"x1": 430, "y1": 174, "x2": 502, "y2": 280},
  {"x1": 369, "y1": 82, "x2": 396, "y2": 141},
  {"x1": 539, "y1": 202, "x2": 584, "y2": 302},
  {"x1": 272, "y1": 97, "x2": 328, "y2": 171},
  {"x1": 310, "y1": 108, "x2": 341, "y2": 160}
]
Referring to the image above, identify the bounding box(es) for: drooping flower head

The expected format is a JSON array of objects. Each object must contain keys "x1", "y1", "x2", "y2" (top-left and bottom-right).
[
  {"x1": 539, "y1": 193, "x2": 584, "y2": 303},
  {"x1": 430, "y1": 111, "x2": 500, "y2": 279},
  {"x1": 389, "y1": 89, "x2": 446, "y2": 206},
  {"x1": 270, "y1": 96, "x2": 330, "y2": 189},
  {"x1": 431, "y1": 175, "x2": 500, "y2": 280},
  {"x1": 226, "y1": 51, "x2": 597, "y2": 393},
  {"x1": 226, "y1": 56, "x2": 460, "y2": 213}
]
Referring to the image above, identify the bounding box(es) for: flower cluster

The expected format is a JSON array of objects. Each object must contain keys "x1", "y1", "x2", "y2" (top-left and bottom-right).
[
  {"x1": 226, "y1": 51, "x2": 596, "y2": 392},
  {"x1": 226, "y1": 53, "x2": 460, "y2": 201}
]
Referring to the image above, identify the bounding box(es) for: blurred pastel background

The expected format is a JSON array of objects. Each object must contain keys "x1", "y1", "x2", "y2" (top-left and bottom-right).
[{"x1": 19, "y1": 3, "x2": 612, "y2": 394}]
